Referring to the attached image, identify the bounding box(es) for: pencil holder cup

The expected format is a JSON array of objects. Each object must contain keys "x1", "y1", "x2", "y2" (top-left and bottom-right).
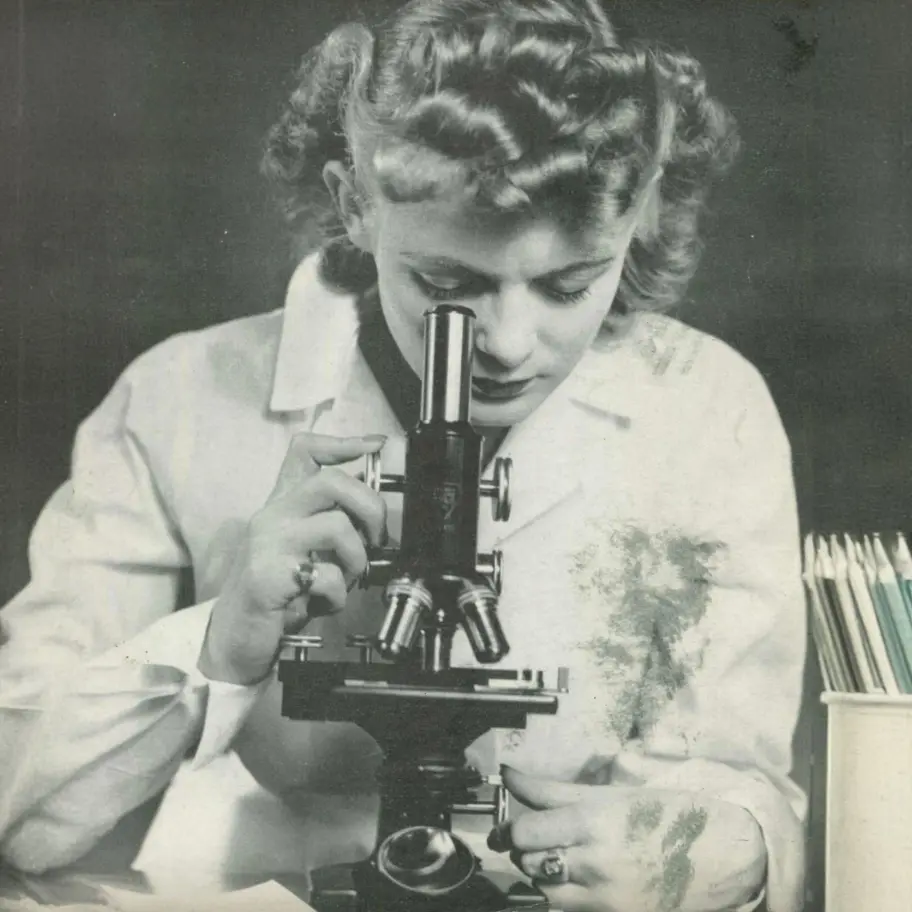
[{"x1": 823, "y1": 692, "x2": 912, "y2": 912}]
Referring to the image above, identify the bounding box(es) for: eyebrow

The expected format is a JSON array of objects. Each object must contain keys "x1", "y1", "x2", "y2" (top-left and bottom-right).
[{"x1": 401, "y1": 253, "x2": 615, "y2": 282}]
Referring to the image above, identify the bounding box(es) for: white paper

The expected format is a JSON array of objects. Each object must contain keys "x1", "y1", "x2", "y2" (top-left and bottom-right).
[{"x1": 102, "y1": 880, "x2": 317, "y2": 912}]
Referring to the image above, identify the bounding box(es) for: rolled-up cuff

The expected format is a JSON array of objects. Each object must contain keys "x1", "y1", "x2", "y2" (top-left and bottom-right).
[
  {"x1": 735, "y1": 885, "x2": 767, "y2": 911},
  {"x1": 96, "y1": 599, "x2": 217, "y2": 676},
  {"x1": 714, "y1": 778, "x2": 805, "y2": 912},
  {"x1": 91, "y1": 598, "x2": 271, "y2": 768},
  {"x1": 190, "y1": 674, "x2": 272, "y2": 769}
]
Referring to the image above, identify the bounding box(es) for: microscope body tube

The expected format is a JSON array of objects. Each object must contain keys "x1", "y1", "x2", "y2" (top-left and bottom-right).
[
  {"x1": 399, "y1": 305, "x2": 481, "y2": 578},
  {"x1": 399, "y1": 425, "x2": 482, "y2": 577}
]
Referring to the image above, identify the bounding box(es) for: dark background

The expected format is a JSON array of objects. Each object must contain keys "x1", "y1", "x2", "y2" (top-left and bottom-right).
[{"x1": 3, "y1": 0, "x2": 911, "y2": 908}]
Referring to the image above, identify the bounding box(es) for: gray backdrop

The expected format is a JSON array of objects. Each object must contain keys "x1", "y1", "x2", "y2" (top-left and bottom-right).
[{"x1": 3, "y1": 1, "x2": 911, "y2": 908}]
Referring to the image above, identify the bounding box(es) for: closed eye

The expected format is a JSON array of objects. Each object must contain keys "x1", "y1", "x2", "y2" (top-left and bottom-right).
[
  {"x1": 410, "y1": 268, "x2": 601, "y2": 306},
  {"x1": 532, "y1": 282, "x2": 593, "y2": 304},
  {"x1": 409, "y1": 270, "x2": 491, "y2": 301}
]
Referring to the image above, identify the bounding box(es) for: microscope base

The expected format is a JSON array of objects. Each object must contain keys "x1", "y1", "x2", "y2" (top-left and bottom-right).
[{"x1": 310, "y1": 861, "x2": 551, "y2": 912}]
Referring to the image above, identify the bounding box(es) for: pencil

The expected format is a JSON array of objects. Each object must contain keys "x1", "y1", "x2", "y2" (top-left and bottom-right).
[
  {"x1": 829, "y1": 535, "x2": 884, "y2": 693},
  {"x1": 857, "y1": 536, "x2": 911, "y2": 691},
  {"x1": 803, "y1": 533, "x2": 851, "y2": 691},
  {"x1": 843, "y1": 534, "x2": 900, "y2": 694},
  {"x1": 815, "y1": 536, "x2": 864, "y2": 692},
  {"x1": 871, "y1": 533, "x2": 912, "y2": 691}
]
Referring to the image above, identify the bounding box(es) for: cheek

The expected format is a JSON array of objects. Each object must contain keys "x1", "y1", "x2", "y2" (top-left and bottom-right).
[
  {"x1": 379, "y1": 271, "x2": 426, "y2": 331},
  {"x1": 374, "y1": 249, "x2": 423, "y2": 320},
  {"x1": 375, "y1": 267, "x2": 428, "y2": 372},
  {"x1": 543, "y1": 304, "x2": 609, "y2": 367}
]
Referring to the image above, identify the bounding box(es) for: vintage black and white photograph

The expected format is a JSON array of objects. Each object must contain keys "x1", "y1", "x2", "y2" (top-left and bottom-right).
[{"x1": 1, "y1": 1, "x2": 910, "y2": 910}]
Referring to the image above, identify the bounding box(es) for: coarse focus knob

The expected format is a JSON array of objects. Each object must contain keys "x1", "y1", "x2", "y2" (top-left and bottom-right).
[
  {"x1": 476, "y1": 550, "x2": 503, "y2": 596},
  {"x1": 480, "y1": 457, "x2": 511, "y2": 522},
  {"x1": 363, "y1": 452, "x2": 405, "y2": 495}
]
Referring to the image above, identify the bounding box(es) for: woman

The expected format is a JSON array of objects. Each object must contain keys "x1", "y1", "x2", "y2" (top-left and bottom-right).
[{"x1": 0, "y1": 1, "x2": 806, "y2": 910}]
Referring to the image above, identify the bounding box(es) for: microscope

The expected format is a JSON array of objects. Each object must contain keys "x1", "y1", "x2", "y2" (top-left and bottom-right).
[{"x1": 278, "y1": 304, "x2": 568, "y2": 912}]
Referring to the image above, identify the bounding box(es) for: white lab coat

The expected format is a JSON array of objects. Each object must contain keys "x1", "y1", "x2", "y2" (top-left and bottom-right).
[{"x1": 0, "y1": 254, "x2": 807, "y2": 910}]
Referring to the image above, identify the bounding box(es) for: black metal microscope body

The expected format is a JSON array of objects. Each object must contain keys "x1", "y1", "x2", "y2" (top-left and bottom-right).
[{"x1": 278, "y1": 305, "x2": 568, "y2": 912}]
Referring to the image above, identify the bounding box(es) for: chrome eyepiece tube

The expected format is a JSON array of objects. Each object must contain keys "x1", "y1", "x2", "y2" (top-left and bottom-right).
[{"x1": 420, "y1": 305, "x2": 474, "y2": 425}]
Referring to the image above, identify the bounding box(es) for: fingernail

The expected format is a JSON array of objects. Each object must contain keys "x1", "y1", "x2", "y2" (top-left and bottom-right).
[{"x1": 363, "y1": 434, "x2": 387, "y2": 445}]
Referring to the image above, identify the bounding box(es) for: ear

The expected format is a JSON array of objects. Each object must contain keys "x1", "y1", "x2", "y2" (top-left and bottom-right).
[{"x1": 323, "y1": 161, "x2": 373, "y2": 253}]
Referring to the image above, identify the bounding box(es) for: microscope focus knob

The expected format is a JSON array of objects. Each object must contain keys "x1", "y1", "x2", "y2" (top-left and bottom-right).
[
  {"x1": 481, "y1": 457, "x2": 512, "y2": 522},
  {"x1": 363, "y1": 451, "x2": 404, "y2": 494},
  {"x1": 364, "y1": 450, "x2": 382, "y2": 493},
  {"x1": 281, "y1": 634, "x2": 323, "y2": 662},
  {"x1": 346, "y1": 634, "x2": 375, "y2": 664},
  {"x1": 476, "y1": 550, "x2": 503, "y2": 596}
]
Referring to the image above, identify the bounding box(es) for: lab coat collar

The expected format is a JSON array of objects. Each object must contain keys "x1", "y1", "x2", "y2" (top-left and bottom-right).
[{"x1": 269, "y1": 255, "x2": 361, "y2": 413}]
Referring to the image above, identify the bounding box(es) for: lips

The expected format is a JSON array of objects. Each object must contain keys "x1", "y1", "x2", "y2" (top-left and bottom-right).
[{"x1": 471, "y1": 376, "x2": 533, "y2": 402}]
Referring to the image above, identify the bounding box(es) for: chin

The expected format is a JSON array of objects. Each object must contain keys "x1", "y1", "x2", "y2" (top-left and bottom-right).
[{"x1": 470, "y1": 395, "x2": 541, "y2": 428}]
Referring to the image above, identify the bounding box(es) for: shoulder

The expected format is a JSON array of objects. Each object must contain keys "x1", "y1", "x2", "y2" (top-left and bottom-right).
[
  {"x1": 577, "y1": 312, "x2": 775, "y2": 422},
  {"x1": 119, "y1": 309, "x2": 285, "y2": 412},
  {"x1": 619, "y1": 311, "x2": 765, "y2": 394}
]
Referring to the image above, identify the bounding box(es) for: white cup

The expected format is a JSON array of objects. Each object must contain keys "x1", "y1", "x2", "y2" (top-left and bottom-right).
[{"x1": 824, "y1": 692, "x2": 912, "y2": 912}]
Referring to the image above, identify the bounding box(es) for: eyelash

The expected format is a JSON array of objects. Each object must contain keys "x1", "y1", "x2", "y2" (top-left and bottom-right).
[{"x1": 410, "y1": 271, "x2": 592, "y2": 306}]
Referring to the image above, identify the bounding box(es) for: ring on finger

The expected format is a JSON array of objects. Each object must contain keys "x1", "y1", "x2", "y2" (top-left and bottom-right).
[
  {"x1": 293, "y1": 552, "x2": 320, "y2": 596},
  {"x1": 534, "y1": 847, "x2": 570, "y2": 885}
]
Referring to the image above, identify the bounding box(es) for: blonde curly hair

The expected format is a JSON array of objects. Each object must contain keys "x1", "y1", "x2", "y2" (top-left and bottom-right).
[{"x1": 262, "y1": 0, "x2": 739, "y2": 319}]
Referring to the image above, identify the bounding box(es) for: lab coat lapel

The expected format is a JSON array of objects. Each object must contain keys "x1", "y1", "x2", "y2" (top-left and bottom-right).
[{"x1": 483, "y1": 378, "x2": 615, "y2": 544}]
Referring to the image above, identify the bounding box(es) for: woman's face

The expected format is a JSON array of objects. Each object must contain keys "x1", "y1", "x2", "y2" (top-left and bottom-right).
[{"x1": 357, "y1": 194, "x2": 634, "y2": 428}]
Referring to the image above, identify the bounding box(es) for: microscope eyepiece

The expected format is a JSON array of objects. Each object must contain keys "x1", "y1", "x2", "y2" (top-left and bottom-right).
[{"x1": 421, "y1": 306, "x2": 474, "y2": 425}]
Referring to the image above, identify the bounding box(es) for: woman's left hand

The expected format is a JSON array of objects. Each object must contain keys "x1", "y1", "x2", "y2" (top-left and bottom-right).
[{"x1": 488, "y1": 766, "x2": 767, "y2": 912}]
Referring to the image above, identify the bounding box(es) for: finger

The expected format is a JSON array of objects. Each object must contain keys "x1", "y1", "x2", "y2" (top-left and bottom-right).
[
  {"x1": 283, "y1": 561, "x2": 349, "y2": 632},
  {"x1": 513, "y1": 846, "x2": 600, "y2": 889},
  {"x1": 297, "y1": 469, "x2": 388, "y2": 548},
  {"x1": 283, "y1": 596, "x2": 313, "y2": 633},
  {"x1": 501, "y1": 765, "x2": 595, "y2": 811},
  {"x1": 308, "y1": 433, "x2": 388, "y2": 466},
  {"x1": 273, "y1": 433, "x2": 387, "y2": 497},
  {"x1": 301, "y1": 561, "x2": 349, "y2": 616},
  {"x1": 297, "y1": 511, "x2": 370, "y2": 582},
  {"x1": 500, "y1": 804, "x2": 592, "y2": 854}
]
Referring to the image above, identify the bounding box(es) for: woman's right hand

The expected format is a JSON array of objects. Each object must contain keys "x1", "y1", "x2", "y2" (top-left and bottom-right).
[{"x1": 198, "y1": 432, "x2": 389, "y2": 685}]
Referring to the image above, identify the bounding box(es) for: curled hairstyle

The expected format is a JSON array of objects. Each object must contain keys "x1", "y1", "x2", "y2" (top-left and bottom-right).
[{"x1": 263, "y1": 0, "x2": 739, "y2": 317}]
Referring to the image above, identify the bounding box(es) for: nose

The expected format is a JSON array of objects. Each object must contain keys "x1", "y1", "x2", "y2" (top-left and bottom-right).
[{"x1": 473, "y1": 288, "x2": 536, "y2": 373}]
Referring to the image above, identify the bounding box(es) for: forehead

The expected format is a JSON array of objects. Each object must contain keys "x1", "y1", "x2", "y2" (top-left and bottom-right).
[{"x1": 372, "y1": 196, "x2": 628, "y2": 275}]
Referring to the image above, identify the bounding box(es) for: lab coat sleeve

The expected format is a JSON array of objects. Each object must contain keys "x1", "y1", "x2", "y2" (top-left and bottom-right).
[
  {"x1": 607, "y1": 358, "x2": 807, "y2": 912},
  {"x1": 0, "y1": 354, "x2": 265, "y2": 874}
]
